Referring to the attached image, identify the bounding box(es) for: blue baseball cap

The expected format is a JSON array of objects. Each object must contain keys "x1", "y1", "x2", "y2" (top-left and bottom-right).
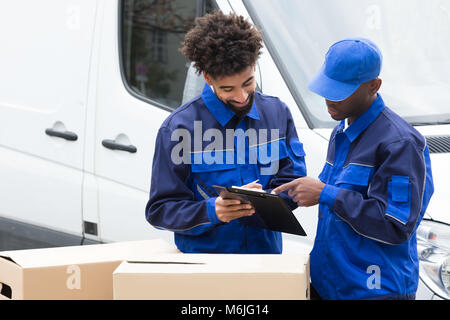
[{"x1": 308, "y1": 38, "x2": 383, "y2": 102}]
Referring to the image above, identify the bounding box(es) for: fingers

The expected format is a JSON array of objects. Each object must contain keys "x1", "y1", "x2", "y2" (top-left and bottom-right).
[
  {"x1": 219, "y1": 209, "x2": 255, "y2": 223},
  {"x1": 244, "y1": 183, "x2": 263, "y2": 190},
  {"x1": 217, "y1": 199, "x2": 242, "y2": 206},
  {"x1": 218, "y1": 208, "x2": 255, "y2": 223},
  {"x1": 215, "y1": 197, "x2": 255, "y2": 223},
  {"x1": 271, "y1": 180, "x2": 298, "y2": 195},
  {"x1": 222, "y1": 203, "x2": 254, "y2": 212}
]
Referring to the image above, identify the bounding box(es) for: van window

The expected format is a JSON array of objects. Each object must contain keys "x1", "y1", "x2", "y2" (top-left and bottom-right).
[
  {"x1": 245, "y1": 0, "x2": 450, "y2": 128},
  {"x1": 121, "y1": 0, "x2": 218, "y2": 111}
]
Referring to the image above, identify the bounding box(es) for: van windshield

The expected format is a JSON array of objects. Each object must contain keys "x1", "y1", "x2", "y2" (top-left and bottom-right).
[{"x1": 244, "y1": 0, "x2": 450, "y2": 128}]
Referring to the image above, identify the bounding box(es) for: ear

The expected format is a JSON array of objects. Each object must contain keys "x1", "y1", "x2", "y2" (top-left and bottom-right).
[
  {"x1": 369, "y1": 78, "x2": 382, "y2": 95},
  {"x1": 203, "y1": 72, "x2": 213, "y2": 86}
]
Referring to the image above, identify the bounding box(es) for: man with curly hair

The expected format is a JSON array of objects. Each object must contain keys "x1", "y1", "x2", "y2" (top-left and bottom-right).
[{"x1": 145, "y1": 11, "x2": 307, "y2": 253}]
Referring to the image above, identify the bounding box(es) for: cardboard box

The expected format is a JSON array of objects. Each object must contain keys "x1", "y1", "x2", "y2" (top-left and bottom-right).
[
  {"x1": 0, "y1": 239, "x2": 178, "y2": 300},
  {"x1": 113, "y1": 253, "x2": 310, "y2": 300}
]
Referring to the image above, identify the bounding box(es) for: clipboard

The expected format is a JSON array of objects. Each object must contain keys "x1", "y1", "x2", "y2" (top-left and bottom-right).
[{"x1": 212, "y1": 185, "x2": 306, "y2": 236}]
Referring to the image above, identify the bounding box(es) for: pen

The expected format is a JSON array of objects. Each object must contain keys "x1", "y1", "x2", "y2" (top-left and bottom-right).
[{"x1": 233, "y1": 179, "x2": 260, "y2": 189}]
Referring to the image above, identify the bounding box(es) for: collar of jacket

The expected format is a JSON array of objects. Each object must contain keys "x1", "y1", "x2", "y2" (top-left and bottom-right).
[
  {"x1": 340, "y1": 94, "x2": 386, "y2": 143},
  {"x1": 201, "y1": 84, "x2": 260, "y2": 127}
]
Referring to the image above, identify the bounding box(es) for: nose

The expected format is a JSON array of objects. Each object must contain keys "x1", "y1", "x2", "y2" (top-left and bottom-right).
[
  {"x1": 235, "y1": 89, "x2": 249, "y2": 103},
  {"x1": 326, "y1": 99, "x2": 341, "y2": 108},
  {"x1": 325, "y1": 99, "x2": 335, "y2": 106}
]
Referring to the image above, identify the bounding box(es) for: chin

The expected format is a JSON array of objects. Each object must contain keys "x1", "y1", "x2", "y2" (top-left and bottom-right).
[
  {"x1": 226, "y1": 94, "x2": 255, "y2": 117},
  {"x1": 329, "y1": 113, "x2": 346, "y2": 121},
  {"x1": 331, "y1": 116, "x2": 342, "y2": 121}
]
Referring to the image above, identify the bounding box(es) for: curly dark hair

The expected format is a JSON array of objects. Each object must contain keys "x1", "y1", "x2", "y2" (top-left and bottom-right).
[{"x1": 180, "y1": 10, "x2": 263, "y2": 79}]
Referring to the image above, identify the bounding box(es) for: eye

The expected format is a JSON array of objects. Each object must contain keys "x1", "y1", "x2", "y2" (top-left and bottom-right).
[{"x1": 244, "y1": 79, "x2": 254, "y2": 87}]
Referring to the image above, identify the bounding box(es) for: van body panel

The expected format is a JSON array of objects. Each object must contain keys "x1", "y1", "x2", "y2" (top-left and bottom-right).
[
  {"x1": 92, "y1": 0, "x2": 177, "y2": 242},
  {"x1": 414, "y1": 125, "x2": 450, "y2": 224},
  {"x1": 0, "y1": 0, "x2": 98, "y2": 236}
]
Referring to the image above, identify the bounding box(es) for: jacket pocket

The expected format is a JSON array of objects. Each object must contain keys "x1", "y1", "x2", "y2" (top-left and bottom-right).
[
  {"x1": 190, "y1": 151, "x2": 237, "y2": 199},
  {"x1": 385, "y1": 175, "x2": 411, "y2": 225},
  {"x1": 335, "y1": 163, "x2": 375, "y2": 186},
  {"x1": 287, "y1": 138, "x2": 307, "y2": 176},
  {"x1": 335, "y1": 163, "x2": 374, "y2": 195},
  {"x1": 190, "y1": 150, "x2": 236, "y2": 173},
  {"x1": 318, "y1": 162, "x2": 333, "y2": 184},
  {"x1": 251, "y1": 138, "x2": 289, "y2": 186},
  {"x1": 289, "y1": 138, "x2": 306, "y2": 157},
  {"x1": 253, "y1": 138, "x2": 288, "y2": 165}
]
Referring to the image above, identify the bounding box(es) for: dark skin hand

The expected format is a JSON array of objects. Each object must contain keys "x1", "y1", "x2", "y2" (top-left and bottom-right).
[{"x1": 272, "y1": 177, "x2": 325, "y2": 207}]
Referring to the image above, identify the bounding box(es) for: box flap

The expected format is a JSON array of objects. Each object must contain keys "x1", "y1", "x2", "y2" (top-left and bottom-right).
[
  {"x1": 0, "y1": 254, "x2": 15, "y2": 264},
  {"x1": 119, "y1": 253, "x2": 308, "y2": 274},
  {"x1": 0, "y1": 239, "x2": 177, "y2": 268},
  {"x1": 125, "y1": 253, "x2": 204, "y2": 265}
]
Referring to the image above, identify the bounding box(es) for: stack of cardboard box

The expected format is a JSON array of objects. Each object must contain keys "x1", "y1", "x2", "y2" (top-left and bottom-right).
[{"x1": 0, "y1": 239, "x2": 309, "y2": 300}]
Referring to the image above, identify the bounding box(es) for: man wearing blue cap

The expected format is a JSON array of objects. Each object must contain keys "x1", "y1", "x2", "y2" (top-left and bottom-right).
[{"x1": 273, "y1": 38, "x2": 434, "y2": 300}]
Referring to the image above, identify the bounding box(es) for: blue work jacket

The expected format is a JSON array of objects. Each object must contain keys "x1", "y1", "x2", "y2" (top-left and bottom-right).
[
  {"x1": 146, "y1": 85, "x2": 306, "y2": 253},
  {"x1": 312, "y1": 94, "x2": 434, "y2": 300}
]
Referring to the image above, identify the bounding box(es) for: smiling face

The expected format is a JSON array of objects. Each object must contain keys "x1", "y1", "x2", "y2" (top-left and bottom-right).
[
  {"x1": 203, "y1": 65, "x2": 257, "y2": 117},
  {"x1": 325, "y1": 78, "x2": 382, "y2": 124}
]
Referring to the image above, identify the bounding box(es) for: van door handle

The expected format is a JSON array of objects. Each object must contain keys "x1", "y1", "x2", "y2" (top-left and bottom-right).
[
  {"x1": 102, "y1": 139, "x2": 137, "y2": 154},
  {"x1": 45, "y1": 128, "x2": 78, "y2": 141}
]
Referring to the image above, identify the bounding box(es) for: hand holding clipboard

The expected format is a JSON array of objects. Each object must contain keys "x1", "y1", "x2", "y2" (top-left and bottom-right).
[
  {"x1": 214, "y1": 180, "x2": 262, "y2": 223},
  {"x1": 213, "y1": 182, "x2": 307, "y2": 236}
]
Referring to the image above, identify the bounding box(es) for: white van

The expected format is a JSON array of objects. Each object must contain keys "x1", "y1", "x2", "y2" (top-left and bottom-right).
[{"x1": 0, "y1": 0, "x2": 449, "y2": 299}]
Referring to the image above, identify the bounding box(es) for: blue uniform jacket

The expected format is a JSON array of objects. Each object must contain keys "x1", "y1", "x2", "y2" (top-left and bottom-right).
[
  {"x1": 146, "y1": 85, "x2": 306, "y2": 253},
  {"x1": 312, "y1": 94, "x2": 434, "y2": 299}
]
